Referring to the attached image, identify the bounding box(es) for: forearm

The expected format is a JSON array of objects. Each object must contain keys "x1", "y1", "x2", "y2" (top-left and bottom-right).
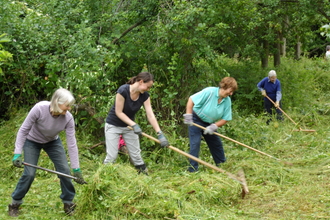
[
  {"x1": 276, "y1": 91, "x2": 282, "y2": 101},
  {"x1": 214, "y1": 119, "x2": 228, "y2": 127},
  {"x1": 67, "y1": 146, "x2": 80, "y2": 169},
  {"x1": 116, "y1": 111, "x2": 136, "y2": 126},
  {"x1": 186, "y1": 98, "x2": 194, "y2": 114},
  {"x1": 147, "y1": 112, "x2": 161, "y2": 133},
  {"x1": 66, "y1": 129, "x2": 80, "y2": 169}
]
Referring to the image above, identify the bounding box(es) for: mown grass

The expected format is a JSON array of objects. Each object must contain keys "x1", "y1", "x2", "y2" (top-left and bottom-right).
[{"x1": 1, "y1": 90, "x2": 330, "y2": 219}]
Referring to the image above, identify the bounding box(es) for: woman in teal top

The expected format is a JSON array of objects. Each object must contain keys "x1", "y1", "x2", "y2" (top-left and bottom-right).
[{"x1": 183, "y1": 77, "x2": 238, "y2": 172}]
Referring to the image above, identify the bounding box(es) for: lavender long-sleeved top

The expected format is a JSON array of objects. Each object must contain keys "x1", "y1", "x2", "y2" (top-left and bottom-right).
[{"x1": 14, "y1": 101, "x2": 80, "y2": 169}]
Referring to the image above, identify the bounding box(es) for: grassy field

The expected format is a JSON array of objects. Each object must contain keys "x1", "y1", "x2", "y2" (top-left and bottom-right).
[{"x1": 1, "y1": 101, "x2": 329, "y2": 219}]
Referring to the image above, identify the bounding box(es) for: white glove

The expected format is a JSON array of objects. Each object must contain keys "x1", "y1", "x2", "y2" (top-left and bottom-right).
[
  {"x1": 261, "y1": 90, "x2": 266, "y2": 96},
  {"x1": 183, "y1": 114, "x2": 193, "y2": 126},
  {"x1": 203, "y1": 124, "x2": 218, "y2": 135},
  {"x1": 274, "y1": 101, "x2": 280, "y2": 108}
]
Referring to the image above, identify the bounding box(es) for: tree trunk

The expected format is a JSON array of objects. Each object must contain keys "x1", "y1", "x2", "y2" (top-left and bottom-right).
[
  {"x1": 261, "y1": 39, "x2": 269, "y2": 68},
  {"x1": 281, "y1": 15, "x2": 289, "y2": 57},
  {"x1": 294, "y1": 35, "x2": 302, "y2": 60},
  {"x1": 274, "y1": 31, "x2": 281, "y2": 67},
  {"x1": 280, "y1": 33, "x2": 286, "y2": 57}
]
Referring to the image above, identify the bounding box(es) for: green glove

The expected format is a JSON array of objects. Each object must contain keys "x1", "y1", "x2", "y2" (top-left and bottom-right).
[
  {"x1": 12, "y1": 154, "x2": 22, "y2": 168},
  {"x1": 72, "y1": 168, "x2": 86, "y2": 184}
]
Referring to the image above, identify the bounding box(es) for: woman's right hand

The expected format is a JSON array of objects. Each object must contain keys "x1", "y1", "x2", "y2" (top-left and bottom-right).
[
  {"x1": 132, "y1": 124, "x2": 142, "y2": 135},
  {"x1": 183, "y1": 114, "x2": 193, "y2": 125}
]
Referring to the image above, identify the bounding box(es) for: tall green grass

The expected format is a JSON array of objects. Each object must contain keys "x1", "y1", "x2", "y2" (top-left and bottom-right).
[{"x1": 1, "y1": 106, "x2": 329, "y2": 219}]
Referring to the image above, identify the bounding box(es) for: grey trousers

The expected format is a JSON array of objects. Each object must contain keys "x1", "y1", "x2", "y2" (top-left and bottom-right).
[{"x1": 103, "y1": 123, "x2": 144, "y2": 166}]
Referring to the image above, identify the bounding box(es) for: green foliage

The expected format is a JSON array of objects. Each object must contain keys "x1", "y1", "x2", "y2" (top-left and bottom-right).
[
  {"x1": 0, "y1": 33, "x2": 13, "y2": 71},
  {"x1": 1, "y1": 0, "x2": 330, "y2": 218},
  {"x1": 0, "y1": 0, "x2": 329, "y2": 126},
  {"x1": 278, "y1": 57, "x2": 330, "y2": 111},
  {"x1": 320, "y1": 23, "x2": 330, "y2": 39}
]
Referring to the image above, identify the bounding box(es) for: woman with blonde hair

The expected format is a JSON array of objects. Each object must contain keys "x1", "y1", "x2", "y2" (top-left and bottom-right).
[{"x1": 9, "y1": 88, "x2": 85, "y2": 217}]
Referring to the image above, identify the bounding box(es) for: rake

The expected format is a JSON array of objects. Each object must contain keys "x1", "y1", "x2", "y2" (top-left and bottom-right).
[
  {"x1": 192, "y1": 123, "x2": 293, "y2": 166},
  {"x1": 128, "y1": 127, "x2": 249, "y2": 198},
  {"x1": 22, "y1": 162, "x2": 87, "y2": 184},
  {"x1": 265, "y1": 95, "x2": 315, "y2": 132}
]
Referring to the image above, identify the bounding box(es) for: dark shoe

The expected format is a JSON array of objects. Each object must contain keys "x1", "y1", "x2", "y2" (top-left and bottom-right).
[
  {"x1": 138, "y1": 167, "x2": 149, "y2": 175},
  {"x1": 64, "y1": 203, "x2": 76, "y2": 215},
  {"x1": 8, "y1": 203, "x2": 20, "y2": 217},
  {"x1": 135, "y1": 164, "x2": 149, "y2": 175},
  {"x1": 187, "y1": 167, "x2": 198, "y2": 173}
]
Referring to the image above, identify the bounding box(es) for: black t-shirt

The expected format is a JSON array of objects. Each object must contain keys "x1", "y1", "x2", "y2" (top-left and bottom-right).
[{"x1": 106, "y1": 84, "x2": 150, "y2": 127}]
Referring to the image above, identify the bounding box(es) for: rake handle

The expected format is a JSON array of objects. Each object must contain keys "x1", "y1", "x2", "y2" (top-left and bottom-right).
[
  {"x1": 265, "y1": 95, "x2": 299, "y2": 127},
  {"x1": 192, "y1": 123, "x2": 281, "y2": 161},
  {"x1": 127, "y1": 126, "x2": 249, "y2": 193},
  {"x1": 22, "y1": 162, "x2": 87, "y2": 184}
]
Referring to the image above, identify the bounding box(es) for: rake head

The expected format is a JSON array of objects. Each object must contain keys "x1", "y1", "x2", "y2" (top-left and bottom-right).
[{"x1": 237, "y1": 169, "x2": 249, "y2": 199}]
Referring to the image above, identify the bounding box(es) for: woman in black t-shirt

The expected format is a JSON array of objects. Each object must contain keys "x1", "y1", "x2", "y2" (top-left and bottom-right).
[{"x1": 103, "y1": 72, "x2": 169, "y2": 174}]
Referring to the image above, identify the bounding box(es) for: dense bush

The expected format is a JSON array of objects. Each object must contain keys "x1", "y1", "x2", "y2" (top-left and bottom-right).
[{"x1": 1, "y1": 0, "x2": 330, "y2": 138}]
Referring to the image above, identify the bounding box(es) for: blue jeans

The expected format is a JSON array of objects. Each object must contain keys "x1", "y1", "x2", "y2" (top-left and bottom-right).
[
  {"x1": 11, "y1": 139, "x2": 75, "y2": 204},
  {"x1": 188, "y1": 113, "x2": 226, "y2": 172}
]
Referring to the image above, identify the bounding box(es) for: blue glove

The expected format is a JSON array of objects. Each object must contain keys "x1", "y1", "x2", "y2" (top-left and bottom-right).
[
  {"x1": 12, "y1": 154, "x2": 22, "y2": 168},
  {"x1": 183, "y1": 114, "x2": 193, "y2": 125},
  {"x1": 132, "y1": 124, "x2": 142, "y2": 135},
  {"x1": 72, "y1": 168, "x2": 86, "y2": 184},
  {"x1": 157, "y1": 131, "x2": 169, "y2": 148},
  {"x1": 203, "y1": 124, "x2": 218, "y2": 135}
]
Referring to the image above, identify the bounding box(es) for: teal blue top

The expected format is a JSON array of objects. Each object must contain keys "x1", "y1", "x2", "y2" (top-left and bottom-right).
[{"x1": 191, "y1": 87, "x2": 232, "y2": 123}]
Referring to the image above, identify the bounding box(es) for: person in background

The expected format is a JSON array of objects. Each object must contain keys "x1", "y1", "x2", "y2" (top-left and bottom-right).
[
  {"x1": 325, "y1": 45, "x2": 330, "y2": 60},
  {"x1": 257, "y1": 70, "x2": 283, "y2": 124},
  {"x1": 183, "y1": 77, "x2": 238, "y2": 172},
  {"x1": 9, "y1": 88, "x2": 86, "y2": 217},
  {"x1": 103, "y1": 72, "x2": 169, "y2": 174},
  {"x1": 118, "y1": 135, "x2": 126, "y2": 151}
]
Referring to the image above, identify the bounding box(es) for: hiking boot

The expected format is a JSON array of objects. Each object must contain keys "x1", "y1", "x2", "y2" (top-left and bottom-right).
[
  {"x1": 64, "y1": 203, "x2": 76, "y2": 215},
  {"x1": 8, "y1": 203, "x2": 20, "y2": 217}
]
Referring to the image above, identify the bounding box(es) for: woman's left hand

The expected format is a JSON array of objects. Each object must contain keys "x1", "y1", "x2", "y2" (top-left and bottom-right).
[
  {"x1": 203, "y1": 124, "x2": 218, "y2": 135},
  {"x1": 157, "y1": 131, "x2": 169, "y2": 147}
]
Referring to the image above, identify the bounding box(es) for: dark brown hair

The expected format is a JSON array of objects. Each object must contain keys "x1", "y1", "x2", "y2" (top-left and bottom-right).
[
  {"x1": 219, "y1": 77, "x2": 238, "y2": 91},
  {"x1": 127, "y1": 72, "x2": 154, "y2": 84}
]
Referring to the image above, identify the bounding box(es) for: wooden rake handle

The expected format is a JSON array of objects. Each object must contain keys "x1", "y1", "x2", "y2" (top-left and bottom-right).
[
  {"x1": 192, "y1": 123, "x2": 281, "y2": 161},
  {"x1": 264, "y1": 95, "x2": 299, "y2": 127},
  {"x1": 127, "y1": 126, "x2": 249, "y2": 194}
]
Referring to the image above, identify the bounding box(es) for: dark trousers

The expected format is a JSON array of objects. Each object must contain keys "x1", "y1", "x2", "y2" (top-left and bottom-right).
[
  {"x1": 264, "y1": 98, "x2": 283, "y2": 124},
  {"x1": 187, "y1": 113, "x2": 226, "y2": 171}
]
